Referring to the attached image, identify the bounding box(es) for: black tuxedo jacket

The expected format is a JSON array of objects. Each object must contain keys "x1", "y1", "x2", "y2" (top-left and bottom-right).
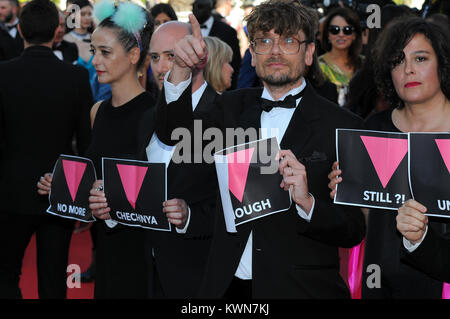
[
  {"x1": 54, "y1": 40, "x2": 78, "y2": 64},
  {"x1": 0, "y1": 46, "x2": 92, "y2": 216},
  {"x1": 136, "y1": 84, "x2": 220, "y2": 298},
  {"x1": 0, "y1": 27, "x2": 18, "y2": 61},
  {"x1": 11, "y1": 28, "x2": 24, "y2": 56},
  {"x1": 157, "y1": 82, "x2": 366, "y2": 298},
  {"x1": 401, "y1": 226, "x2": 450, "y2": 284},
  {"x1": 209, "y1": 19, "x2": 241, "y2": 90},
  {"x1": 0, "y1": 25, "x2": 24, "y2": 59}
]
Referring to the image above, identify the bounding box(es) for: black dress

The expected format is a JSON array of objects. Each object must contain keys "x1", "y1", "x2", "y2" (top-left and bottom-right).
[
  {"x1": 85, "y1": 92, "x2": 154, "y2": 298},
  {"x1": 361, "y1": 109, "x2": 450, "y2": 299}
]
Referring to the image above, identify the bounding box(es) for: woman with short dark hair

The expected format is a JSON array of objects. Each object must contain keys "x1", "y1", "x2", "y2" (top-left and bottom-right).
[{"x1": 150, "y1": 3, "x2": 177, "y2": 30}]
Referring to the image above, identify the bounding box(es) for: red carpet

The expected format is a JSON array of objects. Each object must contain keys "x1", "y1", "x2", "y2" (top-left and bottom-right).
[{"x1": 19, "y1": 230, "x2": 94, "y2": 299}]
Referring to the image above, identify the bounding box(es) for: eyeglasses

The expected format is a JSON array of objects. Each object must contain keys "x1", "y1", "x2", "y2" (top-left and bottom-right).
[
  {"x1": 328, "y1": 25, "x2": 354, "y2": 35},
  {"x1": 250, "y1": 37, "x2": 307, "y2": 55}
]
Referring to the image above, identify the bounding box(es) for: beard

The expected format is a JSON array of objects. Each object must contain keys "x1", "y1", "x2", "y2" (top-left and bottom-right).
[
  {"x1": 1, "y1": 11, "x2": 13, "y2": 24},
  {"x1": 259, "y1": 73, "x2": 303, "y2": 87},
  {"x1": 256, "y1": 57, "x2": 304, "y2": 87}
]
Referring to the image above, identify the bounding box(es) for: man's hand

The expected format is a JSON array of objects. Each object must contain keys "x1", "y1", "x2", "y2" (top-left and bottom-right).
[
  {"x1": 327, "y1": 161, "x2": 342, "y2": 200},
  {"x1": 396, "y1": 199, "x2": 428, "y2": 244},
  {"x1": 277, "y1": 149, "x2": 314, "y2": 213},
  {"x1": 163, "y1": 198, "x2": 189, "y2": 229},
  {"x1": 169, "y1": 14, "x2": 207, "y2": 85}
]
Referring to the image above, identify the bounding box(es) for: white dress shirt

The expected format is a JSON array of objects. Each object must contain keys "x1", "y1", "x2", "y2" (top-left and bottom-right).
[
  {"x1": 5, "y1": 18, "x2": 19, "y2": 38},
  {"x1": 163, "y1": 73, "x2": 316, "y2": 279},
  {"x1": 235, "y1": 80, "x2": 316, "y2": 279},
  {"x1": 403, "y1": 225, "x2": 428, "y2": 253},
  {"x1": 200, "y1": 16, "x2": 214, "y2": 38}
]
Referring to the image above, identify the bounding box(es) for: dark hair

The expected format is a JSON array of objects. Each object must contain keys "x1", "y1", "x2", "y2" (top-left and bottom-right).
[
  {"x1": 303, "y1": 4, "x2": 326, "y2": 87},
  {"x1": 71, "y1": 0, "x2": 92, "y2": 9},
  {"x1": 245, "y1": 0, "x2": 315, "y2": 44},
  {"x1": 345, "y1": 4, "x2": 415, "y2": 118},
  {"x1": 321, "y1": 7, "x2": 363, "y2": 70},
  {"x1": 4, "y1": 0, "x2": 20, "y2": 7},
  {"x1": 19, "y1": 0, "x2": 59, "y2": 44},
  {"x1": 98, "y1": 8, "x2": 154, "y2": 70},
  {"x1": 150, "y1": 3, "x2": 178, "y2": 21},
  {"x1": 374, "y1": 17, "x2": 450, "y2": 109},
  {"x1": 426, "y1": 13, "x2": 450, "y2": 33}
]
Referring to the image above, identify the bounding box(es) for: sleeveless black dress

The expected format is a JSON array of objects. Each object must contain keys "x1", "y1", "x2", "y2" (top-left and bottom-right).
[{"x1": 85, "y1": 92, "x2": 154, "y2": 298}]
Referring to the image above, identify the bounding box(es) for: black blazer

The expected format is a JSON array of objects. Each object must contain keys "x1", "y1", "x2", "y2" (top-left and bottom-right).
[
  {"x1": 157, "y1": 82, "x2": 366, "y2": 298},
  {"x1": 0, "y1": 27, "x2": 19, "y2": 61},
  {"x1": 137, "y1": 84, "x2": 220, "y2": 298},
  {"x1": 0, "y1": 46, "x2": 93, "y2": 216},
  {"x1": 209, "y1": 19, "x2": 241, "y2": 90},
  {"x1": 0, "y1": 25, "x2": 24, "y2": 59},
  {"x1": 401, "y1": 226, "x2": 450, "y2": 284},
  {"x1": 54, "y1": 40, "x2": 79, "y2": 64}
]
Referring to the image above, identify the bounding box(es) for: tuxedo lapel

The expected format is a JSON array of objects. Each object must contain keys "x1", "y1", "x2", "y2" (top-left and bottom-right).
[
  {"x1": 280, "y1": 83, "x2": 321, "y2": 158},
  {"x1": 238, "y1": 88, "x2": 263, "y2": 134},
  {"x1": 195, "y1": 84, "x2": 218, "y2": 113}
]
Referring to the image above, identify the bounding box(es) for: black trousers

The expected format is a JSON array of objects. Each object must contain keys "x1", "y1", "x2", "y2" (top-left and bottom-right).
[{"x1": 0, "y1": 212, "x2": 74, "y2": 299}]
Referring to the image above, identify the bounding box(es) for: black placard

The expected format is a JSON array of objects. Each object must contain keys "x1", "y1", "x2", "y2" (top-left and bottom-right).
[
  {"x1": 102, "y1": 157, "x2": 169, "y2": 231},
  {"x1": 335, "y1": 129, "x2": 411, "y2": 210},
  {"x1": 409, "y1": 132, "x2": 450, "y2": 218},
  {"x1": 47, "y1": 155, "x2": 96, "y2": 222}
]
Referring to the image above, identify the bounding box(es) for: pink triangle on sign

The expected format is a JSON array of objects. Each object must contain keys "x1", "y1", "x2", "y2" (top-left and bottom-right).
[
  {"x1": 63, "y1": 160, "x2": 87, "y2": 202},
  {"x1": 360, "y1": 136, "x2": 408, "y2": 189},
  {"x1": 227, "y1": 147, "x2": 255, "y2": 202},
  {"x1": 435, "y1": 139, "x2": 450, "y2": 174},
  {"x1": 116, "y1": 164, "x2": 148, "y2": 210}
]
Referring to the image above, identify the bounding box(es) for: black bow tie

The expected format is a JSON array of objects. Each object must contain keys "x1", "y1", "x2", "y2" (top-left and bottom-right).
[
  {"x1": 260, "y1": 89, "x2": 305, "y2": 112},
  {"x1": 200, "y1": 24, "x2": 208, "y2": 29},
  {"x1": 6, "y1": 24, "x2": 17, "y2": 31}
]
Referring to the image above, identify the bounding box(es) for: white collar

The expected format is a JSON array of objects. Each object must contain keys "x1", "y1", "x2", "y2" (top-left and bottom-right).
[
  {"x1": 192, "y1": 80, "x2": 208, "y2": 111},
  {"x1": 201, "y1": 16, "x2": 214, "y2": 31}
]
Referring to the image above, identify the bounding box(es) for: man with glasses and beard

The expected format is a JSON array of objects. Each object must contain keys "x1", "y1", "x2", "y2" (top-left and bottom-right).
[
  {"x1": 0, "y1": 0, "x2": 23, "y2": 59},
  {"x1": 155, "y1": 0, "x2": 365, "y2": 299}
]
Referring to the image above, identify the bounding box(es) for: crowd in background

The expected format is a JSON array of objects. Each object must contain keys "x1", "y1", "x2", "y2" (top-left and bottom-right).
[{"x1": 1, "y1": 0, "x2": 449, "y2": 111}]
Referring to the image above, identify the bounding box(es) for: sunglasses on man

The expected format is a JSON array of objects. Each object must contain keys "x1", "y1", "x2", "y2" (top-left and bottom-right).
[{"x1": 328, "y1": 25, "x2": 354, "y2": 35}]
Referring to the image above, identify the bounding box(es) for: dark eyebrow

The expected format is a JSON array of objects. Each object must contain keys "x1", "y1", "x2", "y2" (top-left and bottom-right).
[
  {"x1": 149, "y1": 50, "x2": 174, "y2": 55},
  {"x1": 411, "y1": 50, "x2": 431, "y2": 55},
  {"x1": 91, "y1": 45, "x2": 112, "y2": 50}
]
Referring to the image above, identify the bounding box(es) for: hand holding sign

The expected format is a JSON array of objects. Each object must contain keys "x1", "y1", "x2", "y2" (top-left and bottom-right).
[
  {"x1": 163, "y1": 198, "x2": 188, "y2": 229},
  {"x1": 277, "y1": 149, "x2": 314, "y2": 213},
  {"x1": 37, "y1": 173, "x2": 53, "y2": 195},
  {"x1": 397, "y1": 199, "x2": 428, "y2": 244},
  {"x1": 169, "y1": 14, "x2": 207, "y2": 85},
  {"x1": 89, "y1": 179, "x2": 111, "y2": 220},
  {"x1": 327, "y1": 161, "x2": 342, "y2": 200}
]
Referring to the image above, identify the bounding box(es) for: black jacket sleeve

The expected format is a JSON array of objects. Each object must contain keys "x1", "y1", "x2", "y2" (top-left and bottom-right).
[{"x1": 401, "y1": 226, "x2": 450, "y2": 283}]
